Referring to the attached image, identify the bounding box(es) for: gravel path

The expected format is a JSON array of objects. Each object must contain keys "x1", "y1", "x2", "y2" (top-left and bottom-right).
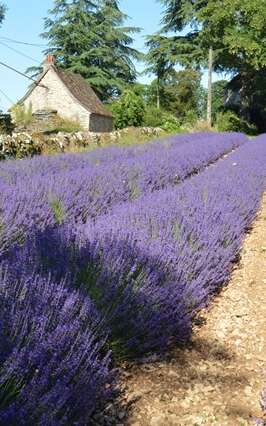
[{"x1": 122, "y1": 195, "x2": 266, "y2": 426}]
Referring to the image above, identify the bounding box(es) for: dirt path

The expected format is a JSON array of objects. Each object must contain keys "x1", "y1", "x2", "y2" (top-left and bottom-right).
[{"x1": 123, "y1": 195, "x2": 266, "y2": 426}]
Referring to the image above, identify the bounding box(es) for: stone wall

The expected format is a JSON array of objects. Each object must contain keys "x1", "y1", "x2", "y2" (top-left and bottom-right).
[
  {"x1": 0, "y1": 127, "x2": 164, "y2": 160},
  {"x1": 23, "y1": 68, "x2": 90, "y2": 129}
]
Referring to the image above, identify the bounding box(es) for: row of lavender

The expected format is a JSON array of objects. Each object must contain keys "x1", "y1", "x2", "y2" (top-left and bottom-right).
[
  {"x1": 0, "y1": 132, "x2": 246, "y2": 256},
  {"x1": 1, "y1": 134, "x2": 266, "y2": 424},
  {"x1": 0, "y1": 132, "x2": 233, "y2": 181}
]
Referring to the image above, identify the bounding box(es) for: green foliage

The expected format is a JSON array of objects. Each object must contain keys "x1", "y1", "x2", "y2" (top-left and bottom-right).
[
  {"x1": 11, "y1": 104, "x2": 33, "y2": 127},
  {"x1": 42, "y1": 0, "x2": 141, "y2": 100},
  {"x1": 143, "y1": 106, "x2": 181, "y2": 133},
  {"x1": 49, "y1": 198, "x2": 65, "y2": 224},
  {"x1": 0, "y1": 2, "x2": 6, "y2": 25},
  {"x1": 145, "y1": 34, "x2": 176, "y2": 108},
  {"x1": 215, "y1": 111, "x2": 257, "y2": 135},
  {"x1": 160, "y1": 0, "x2": 266, "y2": 72},
  {"x1": 44, "y1": 116, "x2": 83, "y2": 134},
  {"x1": 212, "y1": 80, "x2": 228, "y2": 120},
  {"x1": 110, "y1": 90, "x2": 146, "y2": 129},
  {"x1": 159, "y1": 1, "x2": 266, "y2": 131},
  {"x1": 0, "y1": 114, "x2": 14, "y2": 135},
  {"x1": 227, "y1": 71, "x2": 266, "y2": 133},
  {"x1": 145, "y1": 69, "x2": 204, "y2": 122},
  {"x1": 160, "y1": 112, "x2": 181, "y2": 133},
  {"x1": 0, "y1": 378, "x2": 22, "y2": 412},
  {"x1": 143, "y1": 106, "x2": 165, "y2": 128}
]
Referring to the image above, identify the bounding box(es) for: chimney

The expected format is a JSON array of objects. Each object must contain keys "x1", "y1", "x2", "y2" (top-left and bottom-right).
[{"x1": 43, "y1": 55, "x2": 55, "y2": 72}]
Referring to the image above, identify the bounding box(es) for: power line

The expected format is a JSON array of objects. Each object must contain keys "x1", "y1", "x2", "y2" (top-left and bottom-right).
[
  {"x1": 0, "y1": 35, "x2": 46, "y2": 48},
  {"x1": 0, "y1": 86, "x2": 14, "y2": 105},
  {"x1": 0, "y1": 40, "x2": 40, "y2": 64},
  {"x1": 0, "y1": 60, "x2": 47, "y2": 89}
]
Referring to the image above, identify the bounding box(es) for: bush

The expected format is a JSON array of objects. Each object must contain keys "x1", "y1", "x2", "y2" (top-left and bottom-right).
[
  {"x1": 160, "y1": 112, "x2": 181, "y2": 133},
  {"x1": 143, "y1": 106, "x2": 164, "y2": 128},
  {"x1": 11, "y1": 104, "x2": 33, "y2": 127},
  {"x1": 143, "y1": 106, "x2": 181, "y2": 133},
  {"x1": 0, "y1": 114, "x2": 14, "y2": 135},
  {"x1": 0, "y1": 267, "x2": 113, "y2": 424},
  {"x1": 215, "y1": 111, "x2": 257, "y2": 135},
  {"x1": 43, "y1": 116, "x2": 83, "y2": 134},
  {"x1": 111, "y1": 90, "x2": 146, "y2": 129}
]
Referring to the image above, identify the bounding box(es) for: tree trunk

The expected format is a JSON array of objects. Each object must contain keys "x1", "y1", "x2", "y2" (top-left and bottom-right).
[{"x1": 156, "y1": 77, "x2": 160, "y2": 109}]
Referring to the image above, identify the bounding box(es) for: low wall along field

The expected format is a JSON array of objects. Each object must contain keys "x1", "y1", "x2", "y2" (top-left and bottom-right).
[{"x1": 0, "y1": 132, "x2": 265, "y2": 424}]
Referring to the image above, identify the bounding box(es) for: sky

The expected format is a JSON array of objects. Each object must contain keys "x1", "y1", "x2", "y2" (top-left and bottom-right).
[{"x1": 0, "y1": 0, "x2": 224, "y2": 112}]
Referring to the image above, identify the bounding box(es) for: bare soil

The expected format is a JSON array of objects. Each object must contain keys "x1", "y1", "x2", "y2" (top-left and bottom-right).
[{"x1": 122, "y1": 195, "x2": 266, "y2": 426}]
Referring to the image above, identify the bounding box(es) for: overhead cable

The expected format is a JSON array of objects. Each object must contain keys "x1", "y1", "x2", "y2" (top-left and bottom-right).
[
  {"x1": 0, "y1": 60, "x2": 47, "y2": 89},
  {"x1": 0, "y1": 35, "x2": 46, "y2": 47},
  {"x1": 0, "y1": 40, "x2": 40, "y2": 64}
]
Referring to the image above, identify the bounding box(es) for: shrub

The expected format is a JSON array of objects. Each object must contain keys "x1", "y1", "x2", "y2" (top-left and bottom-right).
[
  {"x1": 7, "y1": 135, "x2": 265, "y2": 362},
  {"x1": 160, "y1": 112, "x2": 181, "y2": 133},
  {"x1": 0, "y1": 114, "x2": 14, "y2": 135},
  {"x1": 215, "y1": 110, "x2": 257, "y2": 135},
  {"x1": 0, "y1": 267, "x2": 113, "y2": 424},
  {"x1": 143, "y1": 106, "x2": 164, "y2": 128},
  {"x1": 0, "y1": 133, "x2": 266, "y2": 419},
  {"x1": 43, "y1": 116, "x2": 83, "y2": 134},
  {"x1": 110, "y1": 90, "x2": 146, "y2": 129},
  {"x1": 143, "y1": 106, "x2": 181, "y2": 133},
  {"x1": 11, "y1": 104, "x2": 33, "y2": 127},
  {"x1": 0, "y1": 133, "x2": 246, "y2": 246}
]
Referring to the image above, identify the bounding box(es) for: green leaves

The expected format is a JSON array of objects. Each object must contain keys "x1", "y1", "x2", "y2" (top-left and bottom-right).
[
  {"x1": 42, "y1": 0, "x2": 141, "y2": 100},
  {"x1": 160, "y1": 0, "x2": 266, "y2": 72},
  {"x1": 110, "y1": 90, "x2": 145, "y2": 129},
  {"x1": 0, "y1": 2, "x2": 6, "y2": 26},
  {"x1": 0, "y1": 377, "x2": 23, "y2": 412}
]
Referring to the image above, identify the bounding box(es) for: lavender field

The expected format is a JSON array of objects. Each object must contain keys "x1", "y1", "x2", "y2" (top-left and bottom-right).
[{"x1": 0, "y1": 132, "x2": 266, "y2": 424}]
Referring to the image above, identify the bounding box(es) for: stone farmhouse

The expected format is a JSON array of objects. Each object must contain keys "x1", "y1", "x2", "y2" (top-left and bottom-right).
[{"x1": 19, "y1": 56, "x2": 113, "y2": 132}]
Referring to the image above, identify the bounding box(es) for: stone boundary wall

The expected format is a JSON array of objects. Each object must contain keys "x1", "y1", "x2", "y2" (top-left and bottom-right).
[{"x1": 0, "y1": 127, "x2": 163, "y2": 159}]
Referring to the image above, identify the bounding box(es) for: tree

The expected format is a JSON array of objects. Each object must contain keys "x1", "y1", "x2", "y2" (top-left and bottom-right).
[
  {"x1": 226, "y1": 71, "x2": 266, "y2": 133},
  {"x1": 160, "y1": 0, "x2": 266, "y2": 130},
  {"x1": 0, "y1": 2, "x2": 5, "y2": 21},
  {"x1": 0, "y1": 2, "x2": 6, "y2": 25},
  {"x1": 145, "y1": 35, "x2": 175, "y2": 109},
  {"x1": 212, "y1": 80, "x2": 228, "y2": 119},
  {"x1": 147, "y1": 69, "x2": 203, "y2": 120},
  {"x1": 160, "y1": 0, "x2": 266, "y2": 72},
  {"x1": 42, "y1": 0, "x2": 141, "y2": 100}
]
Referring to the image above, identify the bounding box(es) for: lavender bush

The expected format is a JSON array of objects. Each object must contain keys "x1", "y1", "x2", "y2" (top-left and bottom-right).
[
  {"x1": 0, "y1": 132, "x2": 246, "y2": 255},
  {"x1": 5, "y1": 135, "x2": 266, "y2": 360},
  {"x1": 0, "y1": 266, "x2": 113, "y2": 425},
  {"x1": 1, "y1": 132, "x2": 265, "y2": 422},
  {"x1": 65, "y1": 136, "x2": 266, "y2": 357}
]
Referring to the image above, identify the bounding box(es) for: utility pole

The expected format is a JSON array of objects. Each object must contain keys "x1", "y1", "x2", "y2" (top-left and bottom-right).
[
  {"x1": 156, "y1": 77, "x2": 160, "y2": 109},
  {"x1": 207, "y1": 46, "x2": 213, "y2": 126}
]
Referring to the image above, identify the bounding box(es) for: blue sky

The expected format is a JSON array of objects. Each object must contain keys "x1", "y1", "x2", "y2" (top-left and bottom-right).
[{"x1": 0, "y1": 0, "x2": 224, "y2": 111}]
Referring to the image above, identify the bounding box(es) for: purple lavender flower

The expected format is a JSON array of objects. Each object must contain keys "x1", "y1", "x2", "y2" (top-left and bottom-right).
[
  {"x1": 0, "y1": 132, "x2": 247, "y2": 256},
  {"x1": 0, "y1": 266, "x2": 113, "y2": 425},
  {"x1": 4, "y1": 135, "x2": 266, "y2": 360}
]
